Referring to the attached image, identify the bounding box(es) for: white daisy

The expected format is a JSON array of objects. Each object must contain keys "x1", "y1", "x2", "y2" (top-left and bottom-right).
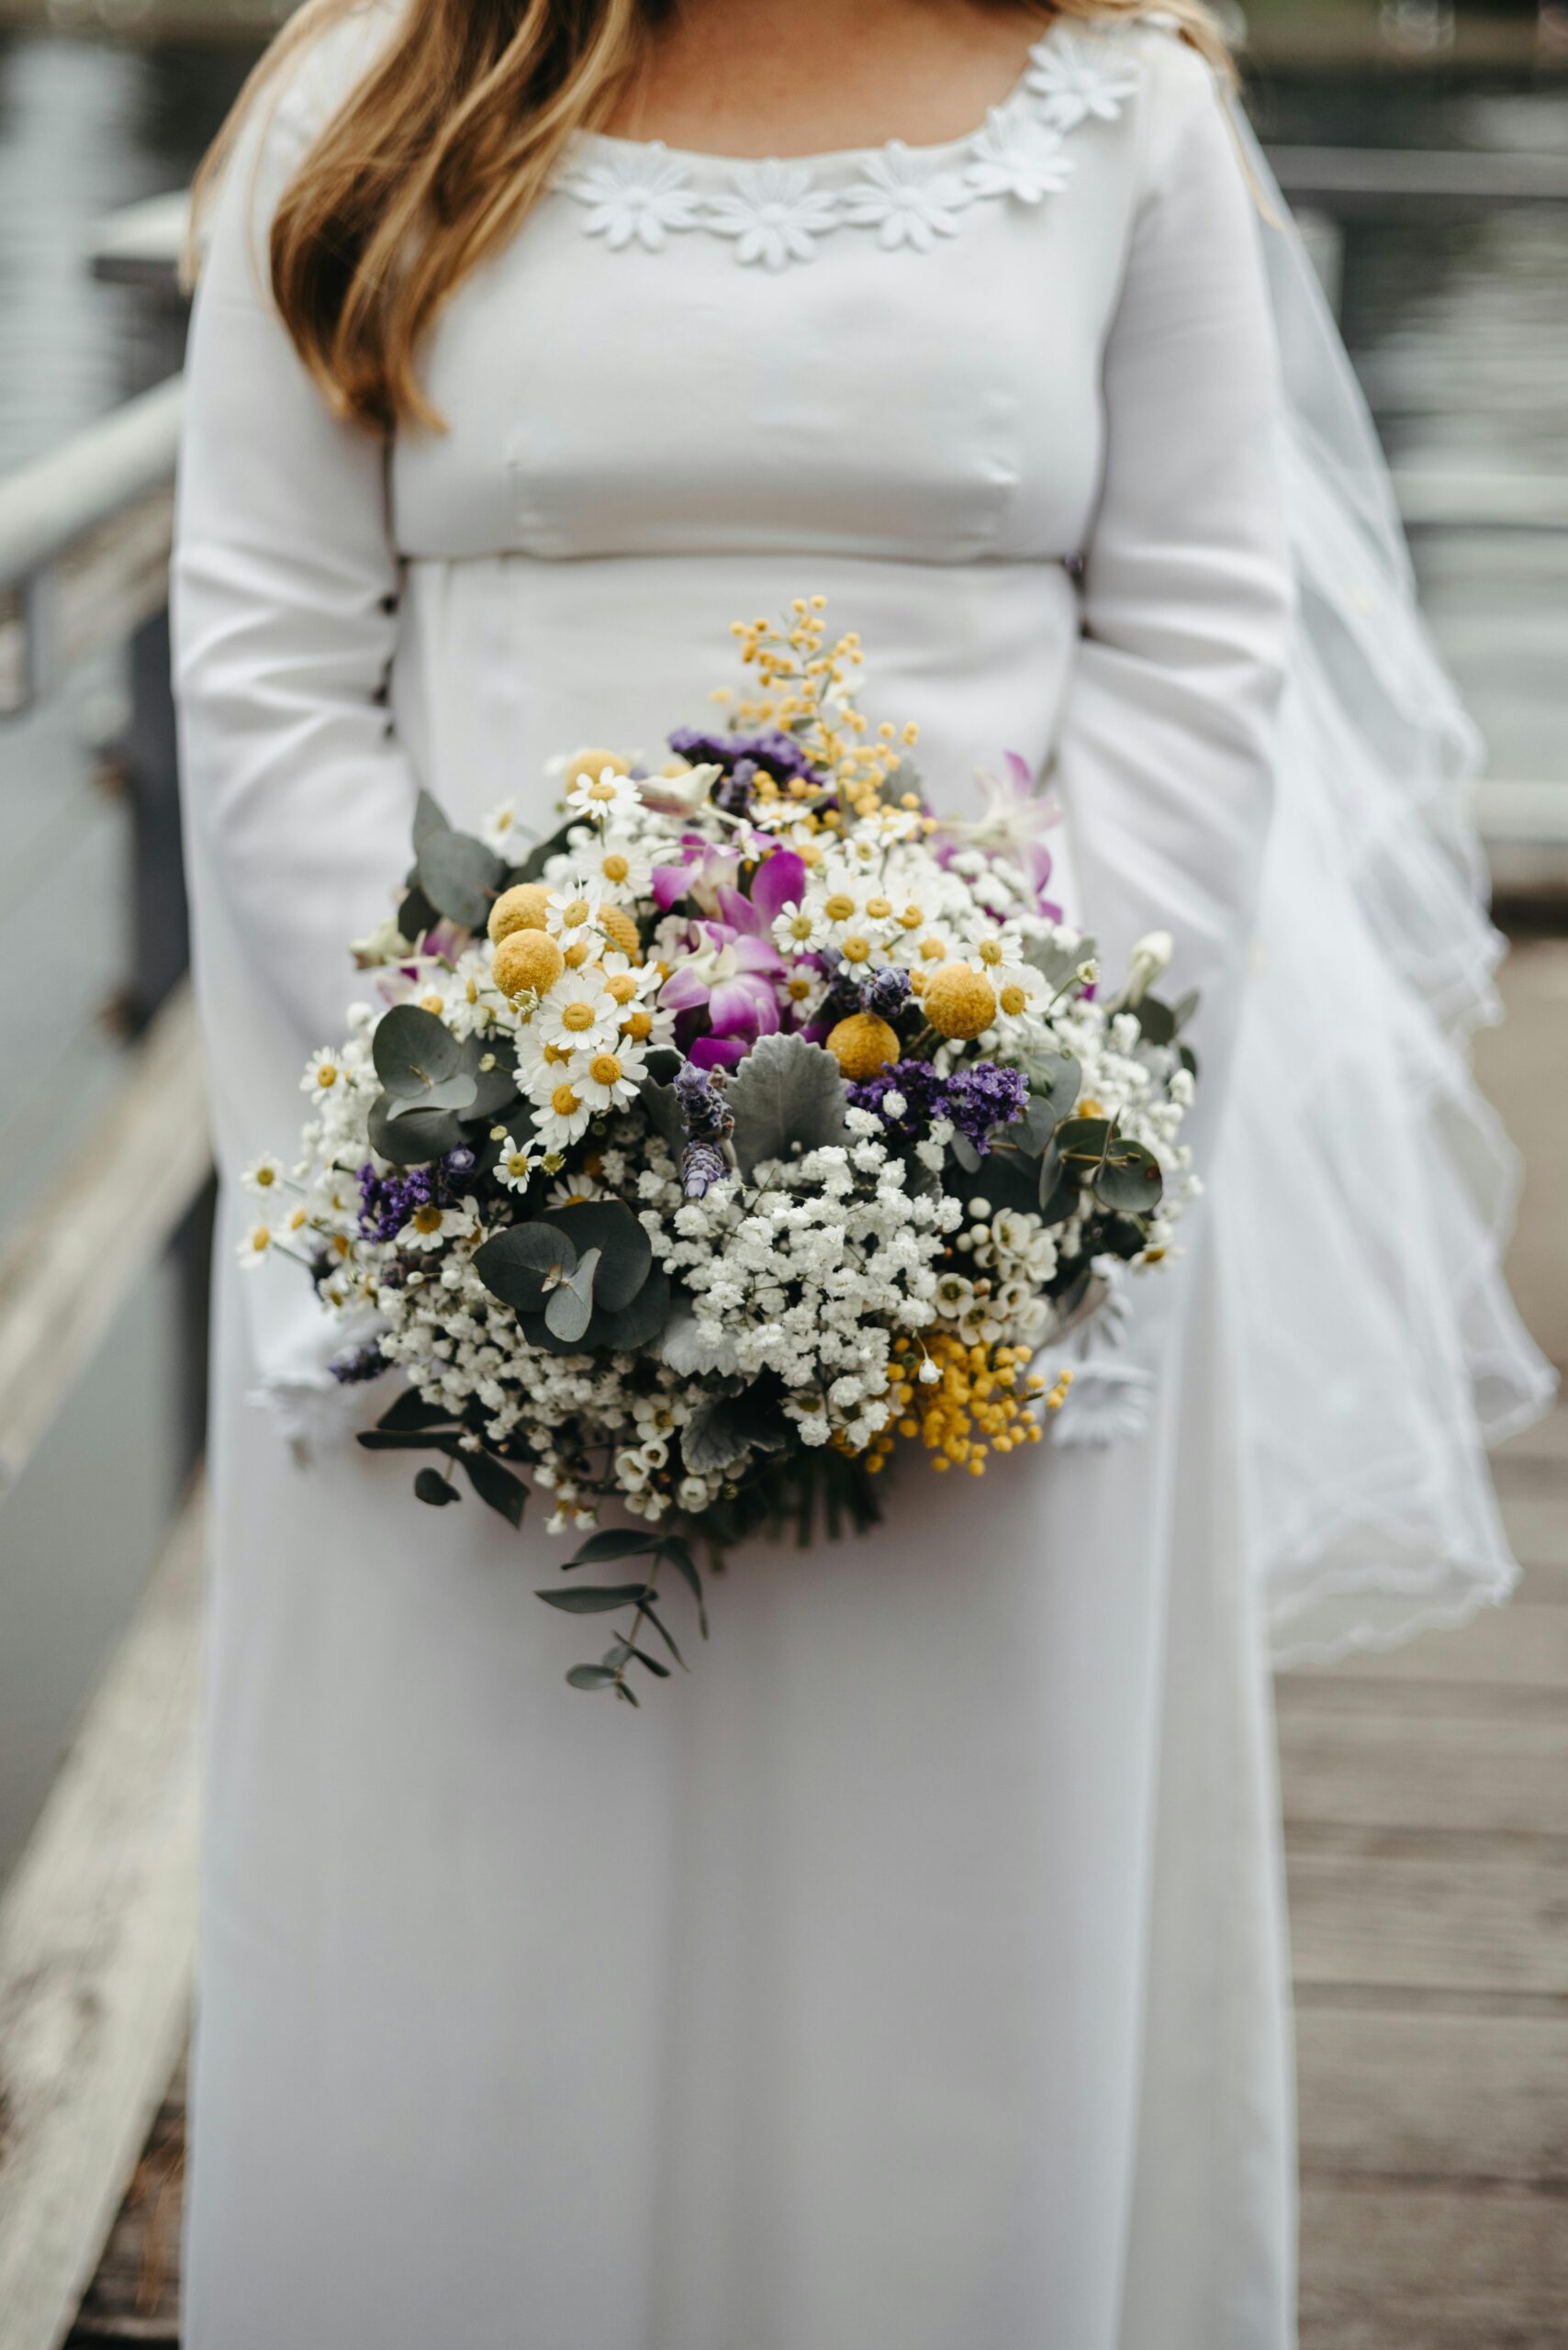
[
  {"x1": 534, "y1": 969, "x2": 622, "y2": 1053},
  {"x1": 967, "y1": 109, "x2": 1075, "y2": 204},
  {"x1": 585, "y1": 831, "x2": 655, "y2": 903},
  {"x1": 543, "y1": 876, "x2": 608, "y2": 950},
  {"x1": 300, "y1": 1047, "x2": 346, "y2": 1096},
  {"x1": 575, "y1": 1036, "x2": 649, "y2": 1114},
  {"x1": 565, "y1": 764, "x2": 644, "y2": 824},
  {"x1": 1023, "y1": 31, "x2": 1140, "y2": 132},
  {"x1": 495, "y1": 1135, "x2": 540, "y2": 1192},
  {"x1": 480, "y1": 798, "x2": 524, "y2": 858},
  {"x1": 402, "y1": 1199, "x2": 478, "y2": 1253},
  {"x1": 771, "y1": 899, "x2": 831, "y2": 956},
  {"x1": 237, "y1": 1222, "x2": 275, "y2": 1271},
  {"x1": 241, "y1": 1153, "x2": 286, "y2": 1197},
  {"x1": 840, "y1": 144, "x2": 971, "y2": 252},
  {"x1": 561, "y1": 144, "x2": 703, "y2": 252},
  {"x1": 706, "y1": 159, "x2": 842, "y2": 270},
  {"x1": 514, "y1": 1022, "x2": 580, "y2": 1092},
  {"x1": 530, "y1": 1074, "x2": 596, "y2": 1154}
]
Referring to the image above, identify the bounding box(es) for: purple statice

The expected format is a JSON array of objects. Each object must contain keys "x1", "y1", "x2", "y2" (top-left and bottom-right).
[
  {"x1": 667, "y1": 719, "x2": 827, "y2": 794},
  {"x1": 846, "y1": 1058, "x2": 1028, "y2": 1157},
  {"x1": 358, "y1": 1160, "x2": 445, "y2": 1244}
]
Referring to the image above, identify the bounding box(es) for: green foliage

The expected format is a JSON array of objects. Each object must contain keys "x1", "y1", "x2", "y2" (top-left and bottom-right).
[{"x1": 726, "y1": 1034, "x2": 849, "y2": 1178}]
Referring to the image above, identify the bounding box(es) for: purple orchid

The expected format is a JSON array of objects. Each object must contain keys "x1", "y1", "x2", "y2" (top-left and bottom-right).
[{"x1": 657, "y1": 848, "x2": 807, "y2": 1068}]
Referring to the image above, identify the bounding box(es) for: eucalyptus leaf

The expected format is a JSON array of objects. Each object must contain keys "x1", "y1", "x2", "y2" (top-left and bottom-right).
[
  {"x1": 414, "y1": 1467, "x2": 459, "y2": 1506},
  {"x1": 374, "y1": 1004, "x2": 464, "y2": 1099},
  {"x1": 462, "y1": 1449, "x2": 527, "y2": 1529},
  {"x1": 384, "y1": 1069, "x2": 478, "y2": 1119},
  {"x1": 1093, "y1": 1140, "x2": 1164, "y2": 1215},
  {"x1": 458, "y1": 1034, "x2": 521, "y2": 1123},
  {"x1": 397, "y1": 884, "x2": 440, "y2": 943},
  {"x1": 515, "y1": 814, "x2": 580, "y2": 885},
  {"x1": 537, "y1": 1583, "x2": 655, "y2": 1615},
  {"x1": 543, "y1": 1248, "x2": 601, "y2": 1343},
  {"x1": 726, "y1": 1034, "x2": 848, "y2": 1179},
  {"x1": 473, "y1": 1221, "x2": 577, "y2": 1314},
  {"x1": 1133, "y1": 996, "x2": 1176, "y2": 1048},
  {"x1": 417, "y1": 824, "x2": 506, "y2": 931},
  {"x1": 568, "y1": 1530, "x2": 666, "y2": 1567},
  {"x1": 1027, "y1": 1052, "x2": 1081, "y2": 1130},
  {"x1": 566, "y1": 1664, "x2": 621, "y2": 1691},
  {"x1": 658, "y1": 1535, "x2": 710, "y2": 1639},
  {"x1": 949, "y1": 1133, "x2": 982, "y2": 1175},
  {"x1": 355, "y1": 1428, "x2": 461, "y2": 1454},
  {"x1": 549, "y1": 1200, "x2": 652, "y2": 1313},
  {"x1": 367, "y1": 1093, "x2": 466, "y2": 1167},
  {"x1": 375, "y1": 1389, "x2": 456, "y2": 1433},
  {"x1": 591, "y1": 1265, "x2": 671, "y2": 1352},
  {"x1": 411, "y1": 789, "x2": 451, "y2": 853}
]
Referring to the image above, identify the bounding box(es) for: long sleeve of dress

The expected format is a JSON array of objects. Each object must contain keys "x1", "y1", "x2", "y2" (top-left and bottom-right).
[
  {"x1": 172, "y1": 9, "x2": 413, "y2": 1056},
  {"x1": 1055, "y1": 40, "x2": 1293, "y2": 1142}
]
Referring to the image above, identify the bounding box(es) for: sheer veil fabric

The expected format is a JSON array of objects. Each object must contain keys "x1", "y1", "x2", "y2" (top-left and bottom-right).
[{"x1": 1226, "y1": 129, "x2": 1553, "y2": 1662}]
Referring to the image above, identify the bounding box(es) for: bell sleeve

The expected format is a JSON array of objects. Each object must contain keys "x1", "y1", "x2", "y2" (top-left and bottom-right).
[
  {"x1": 1053, "y1": 37, "x2": 1294, "y2": 1149},
  {"x1": 171, "y1": 9, "x2": 415, "y2": 1058}
]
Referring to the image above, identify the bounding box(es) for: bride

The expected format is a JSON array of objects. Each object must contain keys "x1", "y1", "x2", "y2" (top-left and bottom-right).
[{"x1": 171, "y1": 0, "x2": 1551, "y2": 2342}]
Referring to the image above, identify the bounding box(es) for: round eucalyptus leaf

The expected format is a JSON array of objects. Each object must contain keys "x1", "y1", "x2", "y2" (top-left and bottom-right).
[
  {"x1": 458, "y1": 1034, "x2": 521, "y2": 1122},
  {"x1": 1094, "y1": 1141, "x2": 1164, "y2": 1215},
  {"x1": 374, "y1": 1004, "x2": 463, "y2": 1099},
  {"x1": 1028, "y1": 1052, "x2": 1081, "y2": 1131},
  {"x1": 550, "y1": 1200, "x2": 653, "y2": 1313},
  {"x1": 367, "y1": 1092, "x2": 466, "y2": 1167},
  {"x1": 473, "y1": 1221, "x2": 577, "y2": 1313},
  {"x1": 417, "y1": 824, "x2": 506, "y2": 931},
  {"x1": 592, "y1": 1265, "x2": 671, "y2": 1352}
]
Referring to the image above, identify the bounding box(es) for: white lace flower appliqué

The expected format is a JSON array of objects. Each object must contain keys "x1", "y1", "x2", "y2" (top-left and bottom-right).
[
  {"x1": 558, "y1": 24, "x2": 1148, "y2": 268},
  {"x1": 563, "y1": 145, "x2": 704, "y2": 252},
  {"x1": 1024, "y1": 30, "x2": 1142, "y2": 132},
  {"x1": 707, "y1": 160, "x2": 843, "y2": 270},
  {"x1": 966, "y1": 110, "x2": 1075, "y2": 206},
  {"x1": 841, "y1": 144, "x2": 972, "y2": 252}
]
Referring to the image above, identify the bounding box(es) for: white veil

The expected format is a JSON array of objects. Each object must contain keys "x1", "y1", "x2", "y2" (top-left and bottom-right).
[{"x1": 1224, "y1": 124, "x2": 1554, "y2": 1662}]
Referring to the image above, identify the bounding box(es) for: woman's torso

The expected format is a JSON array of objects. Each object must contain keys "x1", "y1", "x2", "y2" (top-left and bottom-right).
[{"x1": 386, "y1": 20, "x2": 1156, "y2": 848}]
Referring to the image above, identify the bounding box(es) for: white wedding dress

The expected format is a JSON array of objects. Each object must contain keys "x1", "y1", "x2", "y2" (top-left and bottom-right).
[{"x1": 170, "y1": 9, "x2": 1551, "y2": 2345}]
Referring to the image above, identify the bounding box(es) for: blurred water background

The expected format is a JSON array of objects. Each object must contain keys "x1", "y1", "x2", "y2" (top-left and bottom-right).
[{"x1": 0, "y1": 10, "x2": 1564, "y2": 1875}]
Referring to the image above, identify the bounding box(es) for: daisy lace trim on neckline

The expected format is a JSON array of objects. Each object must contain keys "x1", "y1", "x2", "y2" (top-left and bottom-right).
[{"x1": 557, "y1": 28, "x2": 1142, "y2": 265}]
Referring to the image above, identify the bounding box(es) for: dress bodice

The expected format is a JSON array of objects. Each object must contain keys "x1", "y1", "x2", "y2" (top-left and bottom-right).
[{"x1": 392, "y1": 24, "x2": 1150, "y2": 570}]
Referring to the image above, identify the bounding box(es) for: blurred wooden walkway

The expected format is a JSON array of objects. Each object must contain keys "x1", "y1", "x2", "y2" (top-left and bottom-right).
[{"x1": 60, "y1": 944, "x2": 1568, "y2": 2348}]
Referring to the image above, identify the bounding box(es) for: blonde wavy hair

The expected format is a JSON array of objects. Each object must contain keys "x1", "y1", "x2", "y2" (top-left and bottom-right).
[{"x1": 194, "y1": 0, "x2": 1234, "y2": 434}]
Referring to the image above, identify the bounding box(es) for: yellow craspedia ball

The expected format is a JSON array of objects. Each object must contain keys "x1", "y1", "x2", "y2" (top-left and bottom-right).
[
  {"x1": 924, "y1": 963, "x2": 998, "y2": 1041},
  {"x1": 487, "y1": 882, "x2": 552, "y2": 945},
  {"x1": 492, "y1": 928, "x2": 565, "y2": 999},
  {"x1": 564, "y1": 746, "x2": 632, "y2": 791},
  {"x1": 826, "y1": 1012, "x2": 901, "y2": 1080},
  {"x1": 598, "y1": 904, "x2": 642, "y2": 962}
]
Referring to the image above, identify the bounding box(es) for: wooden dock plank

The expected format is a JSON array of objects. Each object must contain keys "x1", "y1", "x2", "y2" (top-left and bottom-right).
[
  {"x1": 1287, "y1": 1829, "x2": 1568, "y2": 1998},
  {"x1": 1297, "y1": 2009, "x2": 1568, "y2": 2184},
  {"x1": 1299, "y1": 2181, "x2": 1568, "y2": 2350},
  {"x1": 1280, "y1": 1710, "x2": 1568, "y2": 1839}
]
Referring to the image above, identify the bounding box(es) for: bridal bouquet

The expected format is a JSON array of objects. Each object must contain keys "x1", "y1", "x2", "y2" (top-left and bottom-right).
[{"x1": 250, "y1": 602, "x2": 1199, "y2": 1701}]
